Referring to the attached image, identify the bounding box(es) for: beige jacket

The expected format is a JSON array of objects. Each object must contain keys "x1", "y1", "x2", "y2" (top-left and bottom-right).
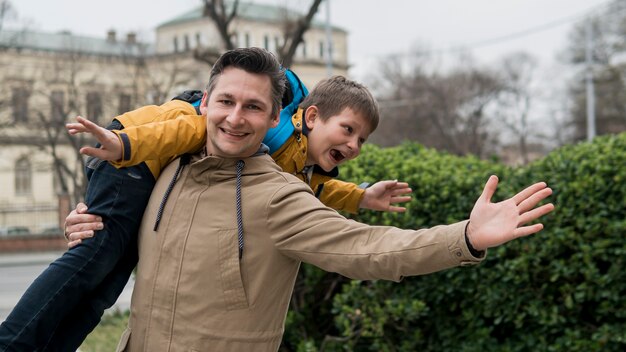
[{"x1": 117, "y1": 151, "x2": 484, "y2": 352}]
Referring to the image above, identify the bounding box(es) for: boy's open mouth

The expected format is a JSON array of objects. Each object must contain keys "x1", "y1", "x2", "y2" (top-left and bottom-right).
[{"x1": 330, "y1": 149, "x2": 345, "y2": 163}]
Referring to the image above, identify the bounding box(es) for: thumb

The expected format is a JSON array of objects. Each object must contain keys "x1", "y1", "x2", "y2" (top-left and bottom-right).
[{"x1": 479, "y1": 175, "x2": 498, "y2": 203}]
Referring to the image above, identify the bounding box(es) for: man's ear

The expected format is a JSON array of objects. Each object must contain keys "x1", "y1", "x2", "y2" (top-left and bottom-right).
[
  {"x1": 270, "y1": 111, "x2": 280, "y2": 128},
  {"x1": 200, "y1": 91, "x2": 209, "y2": 113},
  {"x1": 304, "y1": 106, "x2": 319, "y2": 130}
]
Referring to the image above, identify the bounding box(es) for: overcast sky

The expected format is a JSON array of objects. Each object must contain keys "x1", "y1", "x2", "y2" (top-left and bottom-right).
[{"x1": 7, "y1": 0, "x2": 610, "y2": 80}]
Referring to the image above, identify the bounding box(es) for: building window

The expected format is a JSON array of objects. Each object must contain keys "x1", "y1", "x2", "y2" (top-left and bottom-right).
[
  {"x1": 263, "y1": 35, "x2": 269, "y2": 50},
  {"x1": 173, "y1": 37, "x2": 179, "y2": 52},
  {"x1": 319, "y1": 41, "x2": 325, "y2": 59},
  {"x1": 184, "y1": 34, "x2": 190, "y2": 51},
  {"x1": 86, "y1": 92, "x2": 103, "y2": 123},
  {"x1": 50, "y1": 90, "x2": 65, "y2": 122},
  {"x1": 118, "y1": 93, "x2": 131, "y2": 114},
  {"x1": 196, "y1": 32, "x2": 202, "y2": 47},
  {"x1": 244, "y1": 33, "x2": 250, "y2": 47},
  {"x1": 15, "y1": 157, "x2": 31, "y2": 196},
  {"x1": 12, "y1": 87, "x2": 30, "y2": 124}
]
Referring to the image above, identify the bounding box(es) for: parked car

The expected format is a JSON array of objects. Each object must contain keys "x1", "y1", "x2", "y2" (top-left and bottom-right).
[
  {"x1": 40, "y1": 226, "x2": 64, "y2": 236},
  {"x1": 0, "y1": 226, "x2": 31, "y2": 238}
]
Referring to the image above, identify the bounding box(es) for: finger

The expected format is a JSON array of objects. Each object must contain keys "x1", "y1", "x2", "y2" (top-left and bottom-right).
[
  {"x1": 67, "y1": 230, "x2": 95, "y2": 242},
  {"x1": 512, "y1": 223, "x2": 544, "y2": 238},
  {"x1": 389, "y1": 196, "x2": 412, "y2": 204},
  {"x1": 65, "y1": 221, "x2": 103, "y2": 234},
  {"x1": 68, "y1": 239, "x2": 82, "y2": 248},
  {"x1": 76, "y1": 203, "x2": 89, "y2": 214},
  {"x1": 511, "y1": 182, "x2": 548, "y2": 205},
  {"x1": 518, "y1": 203, "x2": 555, "y2": 225},
  {"x1": 387, "y1": 206, "x2": 407, "y2": 213},
  {"x1": 517, "y1": 188, "x2": 552, "y2": 213},
  {"x1": 65, "y1": 213, "x2": 102, "y2": 227},
  {"x1": 479, "y1": 175, "x2": 498, "y2": 203},
  {"x1": 79, "y1": 146, "x2": 112, "y2": 160},
  {"x1": 391, "y1": 187, "x2": 412, "y2": 196}
]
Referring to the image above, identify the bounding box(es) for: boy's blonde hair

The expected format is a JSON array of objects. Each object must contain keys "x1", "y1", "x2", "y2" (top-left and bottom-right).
[{"x1": 299, "y1": 76, "x2": 379, "y2": 132}]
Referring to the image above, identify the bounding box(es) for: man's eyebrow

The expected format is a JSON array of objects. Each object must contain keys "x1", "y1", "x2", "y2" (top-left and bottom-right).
[{"x1": 215, "y1": 92, "x2": 267, "y2": 106}]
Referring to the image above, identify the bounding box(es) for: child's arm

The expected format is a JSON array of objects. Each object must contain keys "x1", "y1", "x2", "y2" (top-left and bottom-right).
[
  {"x1": 110, "y1": 114, "x2": 206, "y2": 167},
  {"x1": 66, "y1": 103, "x2": 206, "y2": 167},
  {"x1": 318, "y1": 179, "x2": 412, "y2": 214}
]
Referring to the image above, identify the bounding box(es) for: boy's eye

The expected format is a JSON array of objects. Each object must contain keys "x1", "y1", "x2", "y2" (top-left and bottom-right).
[
  {"x1": 344, "y1": 126, "x2": 353, "y2": 134},
  {"x1": 358, "y1": 138, "x2": 366, "y2": 145}
]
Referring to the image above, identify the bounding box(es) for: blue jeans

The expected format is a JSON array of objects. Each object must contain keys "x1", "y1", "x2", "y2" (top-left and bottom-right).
[{"x1": 0, "y1": 125, "x2": 155, "y2": 351}]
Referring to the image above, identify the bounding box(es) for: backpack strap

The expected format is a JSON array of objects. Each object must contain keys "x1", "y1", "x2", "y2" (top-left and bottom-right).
[{"x1": 171, "y1": 90, "x2": 203, "y2": 115}]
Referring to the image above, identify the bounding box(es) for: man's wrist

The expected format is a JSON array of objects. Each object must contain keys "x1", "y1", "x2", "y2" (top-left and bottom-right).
[{"x1": 464, "y1": 222, "x2": 485, "y2": 258}]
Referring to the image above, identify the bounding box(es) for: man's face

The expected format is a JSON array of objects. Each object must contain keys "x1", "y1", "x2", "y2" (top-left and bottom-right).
[
  {"x1": 304, "y1": 106, "x2": 372, "y2": 172},
  {"x1": 202, "y1": 67, "x2": 279, "y2": 158}
]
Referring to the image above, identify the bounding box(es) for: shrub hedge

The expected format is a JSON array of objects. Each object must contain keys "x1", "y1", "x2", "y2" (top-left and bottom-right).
[{"x1": 282, "y1": 133, "x2": 626, "y2": 352}]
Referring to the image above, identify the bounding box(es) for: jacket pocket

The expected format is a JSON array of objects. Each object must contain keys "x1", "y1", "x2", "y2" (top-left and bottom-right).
[
  {"x1": 115, "y1": 327, "x2": 131, "y2": 352},
  {"x1": 217, "y1": 229, "x2": 249, "y2": 310}
]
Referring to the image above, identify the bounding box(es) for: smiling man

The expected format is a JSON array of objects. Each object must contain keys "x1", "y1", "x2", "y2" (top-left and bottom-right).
[{"x1": 62, "y1": 47, "x2": 554, "y2": 352}]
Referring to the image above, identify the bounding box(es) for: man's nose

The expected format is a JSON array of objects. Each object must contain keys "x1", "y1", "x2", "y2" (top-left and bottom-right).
[{"x1": 226, "y1": 105, "x2": 245, "y2": 125}]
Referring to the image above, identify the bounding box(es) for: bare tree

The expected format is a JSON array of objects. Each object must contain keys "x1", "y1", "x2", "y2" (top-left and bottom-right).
[
  {"x1": 196, "y1": 0, "x2": 323, "y2": 67},
  {"x1": 494, "y1": 52, "x2": 539, "y2": 164},
  {"x1": 371, "y1": 52, "x2": 505, "y2": 158}
]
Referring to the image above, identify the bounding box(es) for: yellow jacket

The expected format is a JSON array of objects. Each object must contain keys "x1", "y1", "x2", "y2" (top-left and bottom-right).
[{"x1": 111, "y1": 101, "x2": 365, "y2": 213}]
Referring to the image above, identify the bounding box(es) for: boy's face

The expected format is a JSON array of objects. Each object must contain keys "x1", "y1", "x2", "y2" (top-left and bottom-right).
[
  {"x1": 304, "y1": 106, "x2": 372, "y2": 172},
  {"x1": 202, "y1": 67, "x2": 279, "y2": 159}
]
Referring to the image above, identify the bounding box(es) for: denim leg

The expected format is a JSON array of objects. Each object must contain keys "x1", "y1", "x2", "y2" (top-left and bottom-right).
[
  {"x1": 0, "y1": 161, "x2": 154, "y2": 352},
  {"x1": 43, "y1": 238, "x2": 139, "y2": 351}
]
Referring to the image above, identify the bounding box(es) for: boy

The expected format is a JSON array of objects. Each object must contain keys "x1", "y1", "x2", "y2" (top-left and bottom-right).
[{"x1": 0, "y1": 68, "x2": 410, "y2": 351}]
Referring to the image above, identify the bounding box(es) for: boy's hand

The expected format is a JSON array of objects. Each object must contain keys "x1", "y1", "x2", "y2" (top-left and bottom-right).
[
  {"x1": 466, "y1": 175, "x2": 555, "y2": 251},
  {"x1": 360, "y1": 180, "x2": 412, "y2": 212},
  {"x1": 64, "y1": 202, "x2": 103, "y2": 248},
  {"x1": 66, "y1": 116, "x2": 123, "y2": 161}
]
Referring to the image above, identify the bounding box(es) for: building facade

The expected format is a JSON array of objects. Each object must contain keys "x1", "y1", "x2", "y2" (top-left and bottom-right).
[{"x1": 0, "y1": 2, "x2": 348, "y2": 234}]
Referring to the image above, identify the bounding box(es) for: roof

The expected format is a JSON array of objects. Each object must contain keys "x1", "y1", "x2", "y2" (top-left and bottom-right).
[
  {"x1": 0, "y1": 29, "x2": 153, "y2": 57},
  {"x1": 157, "y1": 2, "x2": 346, "y2": 33}
]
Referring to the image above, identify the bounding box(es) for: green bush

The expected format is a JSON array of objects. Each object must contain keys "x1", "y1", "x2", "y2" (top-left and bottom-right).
[{"x1": 281, "y1": 134, "x2": 626, "y2": 351}]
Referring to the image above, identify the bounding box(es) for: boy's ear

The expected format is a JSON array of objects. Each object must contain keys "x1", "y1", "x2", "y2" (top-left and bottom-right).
[{"x1": 304, "y1": 106, "x2": 319, "y2": 130}]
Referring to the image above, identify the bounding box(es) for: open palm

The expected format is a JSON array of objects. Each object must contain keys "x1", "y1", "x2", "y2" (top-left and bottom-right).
[{"x1": 466, "y1": 175, "x2": 554, "y2": 251}]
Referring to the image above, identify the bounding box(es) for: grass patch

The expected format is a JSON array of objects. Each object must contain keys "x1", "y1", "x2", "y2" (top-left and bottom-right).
[{"x1": 79, "y1": 309, "x2": 129, "y2": 352}]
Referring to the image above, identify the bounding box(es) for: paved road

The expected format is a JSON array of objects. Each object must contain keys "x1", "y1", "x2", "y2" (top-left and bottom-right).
[{"x1": 0, "y1": 251, "x2": 134, "y2": 322}]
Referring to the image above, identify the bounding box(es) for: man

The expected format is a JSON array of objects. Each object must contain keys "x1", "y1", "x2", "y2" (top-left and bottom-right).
[{"x1": 66, "y1": 47, "x2": 554, "y2": 352}]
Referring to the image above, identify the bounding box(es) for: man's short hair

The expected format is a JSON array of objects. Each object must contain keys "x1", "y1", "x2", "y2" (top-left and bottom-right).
[
  {"x1": 299, "y1": 76, "x2": 380, "y2": 132},
  {"x1": 206, "y1": 47, "x2": 286, "y2": 117}
]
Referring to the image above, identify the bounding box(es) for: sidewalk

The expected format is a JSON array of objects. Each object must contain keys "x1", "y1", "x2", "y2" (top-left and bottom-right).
[{"x1": 0, "y1": 250, "x2": 64, "y2": 267}]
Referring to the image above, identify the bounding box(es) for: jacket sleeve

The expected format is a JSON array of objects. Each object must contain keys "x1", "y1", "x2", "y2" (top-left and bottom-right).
[
  {"x1": 316, "y1": 179, "x2": 365, "y2": 214},
  {"x1": 109, "y1": 101, "x2": 206, "y2": 168},
  {"x1": 266, "y1": 181, "x2": 484, "y2": 282}
]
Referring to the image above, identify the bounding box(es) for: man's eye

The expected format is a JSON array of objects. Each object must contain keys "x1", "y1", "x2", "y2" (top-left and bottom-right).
[
  {"x1": 220, "y1": 100, "x2": 234, "y2": 105},
  {"x1": 246, "y1": 104, "x2": 261, "y2": 110}
]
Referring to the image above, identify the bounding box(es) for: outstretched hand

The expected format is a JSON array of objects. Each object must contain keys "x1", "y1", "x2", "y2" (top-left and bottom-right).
[
  {"x1": 66, "y1": 116, "x2": 122, "y2": 161},
  {"x1": 466, "y1": 175, "x2": 554, "y2": 251},
  {"x1": 359, "y1": 180, "x2": 412, "y2": 212}
]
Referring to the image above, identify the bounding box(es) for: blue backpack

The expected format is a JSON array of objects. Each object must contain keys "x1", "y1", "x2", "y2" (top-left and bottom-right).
[{"x1": 171, "y1": 68, "x2": 309, "y2": 154}]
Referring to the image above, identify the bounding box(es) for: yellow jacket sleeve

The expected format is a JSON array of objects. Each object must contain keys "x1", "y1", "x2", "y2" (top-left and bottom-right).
[
  {"x1": 109, "y1": 100, "x2": 207, "y2": 169},
  {"x1": 316, "y1": 178, "x2": 365, "y2": 214}
]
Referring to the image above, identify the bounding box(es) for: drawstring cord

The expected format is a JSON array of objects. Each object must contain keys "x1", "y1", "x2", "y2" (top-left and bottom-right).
[
  {"x1": 235, "y1": 160, "x2": 245, "y2": 259},
  {"x1": 154, "y1": 154, "x2": 190, "y2": 231},
  {"x1": 152, "y1": 156, "x2": 245, "y2": 261}
]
